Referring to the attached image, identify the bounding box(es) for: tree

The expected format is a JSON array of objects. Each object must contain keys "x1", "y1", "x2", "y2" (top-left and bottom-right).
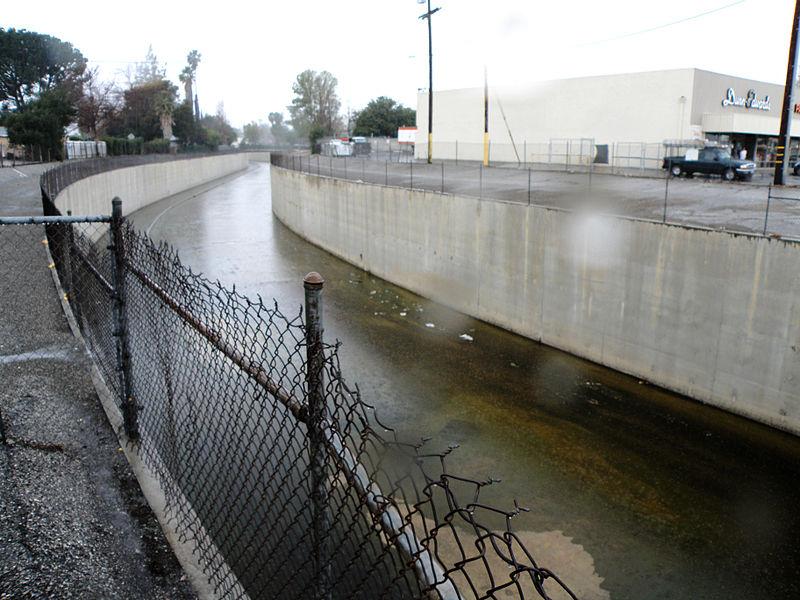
[
  {"x1": 4, "y1": 87, "x2": 76, "y2": 158},
  {"x1": 133, "y1": 45, "x2": 166, "y2": 86},
  {"x1": 178, "y1": 50, "x2": 201, "y2": 110},
  {"x1": 353, "y1": 96, "x2": 415, "y2": 137},
  {"x1": 154, "y1": 90, "x2": 175, "y2": 139},
  {"x1": 268, "y1": 111, "x2": 294, "y2": 144},
  {"x1": 287, "y1": 70, "x2": 341, "y2": 143},
  {"x1": 242, "y1": 121, "x2": 272, "y2": 146},
  {"x1": 198, "y1": 103, "x2": 237, "y2": 146},
  {"x1": 77, "y1": 68, "x2": 120, "y2": 139},
  {"x1": 0, "y1": 28, "x2": 88, "y2": 110},
  {"x1": 112, "y1": 79, "x2": 177, "y2": 141}
]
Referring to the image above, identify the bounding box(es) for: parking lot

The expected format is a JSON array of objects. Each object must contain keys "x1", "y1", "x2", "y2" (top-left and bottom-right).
[{"x1": 292, "y1": 156, "x2": 800, "y2": 240}]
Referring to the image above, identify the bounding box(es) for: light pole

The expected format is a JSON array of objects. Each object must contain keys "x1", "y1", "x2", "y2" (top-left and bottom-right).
[
  {"x1": 775, "y1": 0, "x2": 800, "y2": 186},
  {"x1": 419, "y1": 0, "x2": 440, "y2": 164}
]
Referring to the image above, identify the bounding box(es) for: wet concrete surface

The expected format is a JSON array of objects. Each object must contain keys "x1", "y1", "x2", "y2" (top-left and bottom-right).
[
  {"x1": 131, "y1": 163, "x2": 800, "y2": 599},
  {"x1": 291, "y1": 156, "x2": 800, "y2": 240},
  {"x1": 0, "y1": 164, "x2": 195, "y2": 599}
]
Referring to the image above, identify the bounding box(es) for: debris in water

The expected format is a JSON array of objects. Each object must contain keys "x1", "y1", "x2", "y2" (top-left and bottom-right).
[
  {"x1": 425, "y1": 323, "x2": 435, "y2": 328},
  {"x1": 369, "y1": 290, "x2": 377, "y2": 295},
  {"x1": 399, "y1": 312, "x2": 407, "y2": 317},
  {"x1": 510, "y1": 362, "x2": 518, "y2": 368},
  {"x1": 459, "y1": 334, "x2": 474, "y2": 342},
  {"x1": 588, "y1": 398, "x2": 600, "y2": 406}
]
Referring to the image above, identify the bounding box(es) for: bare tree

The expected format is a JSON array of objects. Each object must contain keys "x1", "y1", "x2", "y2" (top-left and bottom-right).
[{"x1": 77, "y1": 67, "x2": 120, "y2": 138}]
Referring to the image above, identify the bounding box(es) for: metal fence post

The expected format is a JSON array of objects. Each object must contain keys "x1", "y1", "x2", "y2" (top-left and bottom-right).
[
  {"x1": 385, "y1": 160, "x2": 388, "y2": 186},
  {"x1": 523, "y1": 140, "x2": 527, "y2": 167},
  {"x1": 317, "y1": 155, "x2": 320, "y2": 176},
  {"x1": 110, "y1": 198, "x2": 138, "y2": 441},
  {"x1": 410, "y1": 160, "x2": 413, "y2": 189},
  {"x1": 663, "y1": 172, "x2": 670, "y2": 223},
  {"x1": 764, "y1": 186, "x2": 772, "y2": 235},
  {"x1": 344, "y1": 156, "x2": 347, "y2": 179},
  {"x1": 441, "y1": 161, "x2": 445, "y2": 193},
  {"x1": 528, "y1": 168, "x2": 531, "y2": 205},
  {"x1": 303, "y1": 272, "x2": 330, "y2": 600}
]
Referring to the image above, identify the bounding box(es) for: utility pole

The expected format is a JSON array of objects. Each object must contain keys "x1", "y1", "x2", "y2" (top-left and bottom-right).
[
  {"x1": 483, "y1": 66, "x2": 489, "y2": 167},
  {"x1": 419, "y1": 0, "x2": 440, "y2": 164},
  {"x1": 774, "y1": 0, "x2": 800, "y2": 186}
]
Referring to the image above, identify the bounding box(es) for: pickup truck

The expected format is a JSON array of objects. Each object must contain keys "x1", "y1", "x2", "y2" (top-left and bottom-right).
[{"x1": 663, "y1": 147, "x2": 756, "y2": 181}]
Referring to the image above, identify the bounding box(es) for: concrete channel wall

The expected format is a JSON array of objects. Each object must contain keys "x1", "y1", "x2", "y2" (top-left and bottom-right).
[
  {"x1": 271, "y1": 166, "x2": 800, "y2": 434},
  {"x1": 53, "y1": 153, "x2": 256, "y2": 217}
]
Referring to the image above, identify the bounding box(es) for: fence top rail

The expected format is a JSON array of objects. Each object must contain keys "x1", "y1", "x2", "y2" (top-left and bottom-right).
[{"x1": 0, "y1": 214, "x2": 111, "y2": 225}]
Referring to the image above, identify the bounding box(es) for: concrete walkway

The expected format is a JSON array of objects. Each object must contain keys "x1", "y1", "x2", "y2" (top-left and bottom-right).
[{"x1": 0, "y1": 164, "x2": 196, "y2": 599}]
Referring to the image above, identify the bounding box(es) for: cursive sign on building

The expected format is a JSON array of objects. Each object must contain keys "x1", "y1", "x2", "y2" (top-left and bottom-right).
[{"x1": 721, "y1": 88, "x2": 771, "y2": 111}]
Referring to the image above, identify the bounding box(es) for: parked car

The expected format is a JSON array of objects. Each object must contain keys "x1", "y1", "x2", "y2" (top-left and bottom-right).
[
  {"x1": 663, "y1": 147, "x2": 756, "y2": 181},
  {"x1": 793, "y1": 160, "x2": 800, "y2": 176}
]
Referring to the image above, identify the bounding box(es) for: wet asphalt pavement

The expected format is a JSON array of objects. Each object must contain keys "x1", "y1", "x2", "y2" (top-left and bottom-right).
[
  {"x1": 0, "y1": 164, "x2": 195, "y2": 599},
  {"x1": 131, "y1": 162, "x2": 800, "y2": 600}
]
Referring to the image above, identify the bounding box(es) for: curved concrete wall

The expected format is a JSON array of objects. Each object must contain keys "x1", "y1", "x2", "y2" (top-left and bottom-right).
[
  {"x1": 271, "y1": 166, "x2": 800, "y2": 434},
  {"x1": 54, "y1": 154, "x2": 251, "y2": 217}
]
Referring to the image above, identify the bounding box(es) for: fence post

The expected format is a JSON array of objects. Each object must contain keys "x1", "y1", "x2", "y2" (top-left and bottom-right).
[
  {"x1": 385, "y1": 160, "x2": 388, "y2": 186},
  {"x1": 344, "y1": 156, "x2": 347, "y2": 179},
  {"x1": 317, "y1": 155, "x2": 320, "y2": 176},
  {"x1": 410, "y1": 160, "x2": 413, "y2": 189},
  {"x1": 110, "y1": 198, "x2": 138, "y2": 441},
  {"x1": 523, "y1": 140, "x2": 527, "y2": 167},
  {"x1": 441, "y1": 161, "x2": 445, "y2": 193},
  {"x1": 303, "y1": 272, "x2": 330, "y2": 600},
  {"x1": 528, "y1": 168, "x2": 531, "y2": 205},
  {"x1": 764, "y1": 186, "x2": 772, "y2": 235},
  {"x1": 663, "y1": 172, "x2": 670, "y2": 223}
]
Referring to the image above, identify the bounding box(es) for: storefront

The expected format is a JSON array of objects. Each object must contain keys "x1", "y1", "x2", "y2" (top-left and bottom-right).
[{"x1": 416, "y1": 68, "x2": 800, "y2": 166}]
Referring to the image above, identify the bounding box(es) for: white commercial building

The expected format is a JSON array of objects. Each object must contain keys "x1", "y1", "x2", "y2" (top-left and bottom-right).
[{"x1": 415, "y1": 68, "x2": 800, "y2": 168}]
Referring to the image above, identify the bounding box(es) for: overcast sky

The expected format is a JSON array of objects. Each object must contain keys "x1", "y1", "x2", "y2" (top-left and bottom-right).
[{"x1": 2, "y1": 0, "x2": 797, "y2": 127}]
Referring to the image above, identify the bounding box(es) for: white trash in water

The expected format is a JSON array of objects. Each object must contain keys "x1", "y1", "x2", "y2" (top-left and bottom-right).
[
  {"x1": 459, "y1": 334, "x2": 474, "y2": 342},
  {"x1": 425, "y1": 323, "x2": 435, "y2": 328}
]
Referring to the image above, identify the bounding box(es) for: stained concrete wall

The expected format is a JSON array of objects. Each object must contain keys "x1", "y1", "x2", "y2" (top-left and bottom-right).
[
  {"x1": 54, "y1": 154, "x2": 251, "y2": 217},
  {"x1": 271, "y1": 166, "x2": 800, "y2": 434}
]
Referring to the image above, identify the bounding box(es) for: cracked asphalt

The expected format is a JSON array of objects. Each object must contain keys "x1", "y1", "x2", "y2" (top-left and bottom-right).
[{"x1": 0, "y1": 163, "x2": 195, "y2": 599}]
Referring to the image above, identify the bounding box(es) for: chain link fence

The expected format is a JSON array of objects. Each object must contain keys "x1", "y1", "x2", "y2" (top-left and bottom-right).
[
  {"x1": 0, "y1": 161, "x2": 580, "y2": 599},
  {"x1": 275, "y1": 151, "x2": 800, "y2": 241}
]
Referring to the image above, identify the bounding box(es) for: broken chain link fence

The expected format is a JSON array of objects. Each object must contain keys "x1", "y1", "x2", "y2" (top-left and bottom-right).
[{"x1": 3, "y1": 158, "x2": 579, "y2": 599}]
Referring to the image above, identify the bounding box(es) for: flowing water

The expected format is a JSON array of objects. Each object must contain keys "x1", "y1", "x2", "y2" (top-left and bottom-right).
[{"x1": 131, "y1": 163, "x2": 800, "y2": 600}]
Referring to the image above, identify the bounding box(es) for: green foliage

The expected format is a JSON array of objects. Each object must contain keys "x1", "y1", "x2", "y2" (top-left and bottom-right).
[
  {"x1": 143, "y1": 138, "x2": 170, "y2": 154},
  {"x1": 101, "y1": 136, "x2": 143, "y2": 156},
  {"x1": 199, "y1": 112, "x2": 237, "y2": 146},
  {"x1": 0, "y1": 28, "x2": 88, "y2": 110},
  {"x1": 287, "y1": 70, "x2": 341, "y2": 142},
  {"x1": 268, "y1": 111, "x2": 295, "y2": 144},
  {"x1": 352, "y1": 97, "x2": 415, "y2": 137},
  {"x1": 242, "y1": 121, "x2": 271, "y2": 146},
  {"x1": 4, "y1": 87, "x2": 76, "y2": 159},
  {"x1": 172, "y1": 101, "x2": 198, "y2": 144},
  {"x1": 111, "y1": 79, "x2": 177, "y2": 141}
]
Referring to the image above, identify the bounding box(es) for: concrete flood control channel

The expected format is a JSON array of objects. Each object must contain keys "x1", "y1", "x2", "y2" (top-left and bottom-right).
[
  {"x1": 296, "y1": 156, "x2": 800, "y2": 239},
  {"x1": 129, "y1": 163, "x2": 800, "y2": 600}
]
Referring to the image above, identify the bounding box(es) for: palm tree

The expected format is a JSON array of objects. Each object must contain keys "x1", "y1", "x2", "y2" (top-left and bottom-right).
[{"x1": 154, "y1": 91, "x2": 175, "y2": 140}]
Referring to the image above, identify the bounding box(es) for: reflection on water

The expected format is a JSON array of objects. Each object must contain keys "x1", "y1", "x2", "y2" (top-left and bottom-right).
[{"x1": 131, "y1": 163, "x2": 800, "y2": 600}]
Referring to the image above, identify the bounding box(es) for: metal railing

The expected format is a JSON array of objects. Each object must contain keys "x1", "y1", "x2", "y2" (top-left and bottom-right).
[
  {"x1": 0, "y1": 155, "x2": 580, "y2": 599},
  {"x1": 273, "y1": 152, "x2": 800, "y2": 242}
]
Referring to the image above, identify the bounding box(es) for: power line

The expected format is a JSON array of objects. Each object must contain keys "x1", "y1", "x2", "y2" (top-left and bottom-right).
[{"x1": 580, "y1": 0, "x2": 749, "y2": 47}]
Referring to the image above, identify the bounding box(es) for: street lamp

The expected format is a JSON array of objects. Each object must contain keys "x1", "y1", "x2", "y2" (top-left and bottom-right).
[{"x1": 419, "y1": 0, "x2": 441, "y2": 164}]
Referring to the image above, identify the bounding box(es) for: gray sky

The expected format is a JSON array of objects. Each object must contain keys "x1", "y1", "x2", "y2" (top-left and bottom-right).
[{"x1": 2, "y1": 0, "x2": 796, "y2": 127}]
